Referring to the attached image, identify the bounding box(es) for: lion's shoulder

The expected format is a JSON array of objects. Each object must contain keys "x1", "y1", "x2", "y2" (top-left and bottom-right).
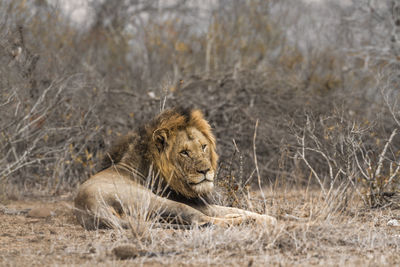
[{"x1": 100, "y1": 132, "x2": 138, "y2": 170}]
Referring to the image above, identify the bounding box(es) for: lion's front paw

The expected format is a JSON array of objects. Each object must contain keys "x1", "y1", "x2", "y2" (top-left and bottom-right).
[
  {"x1": 223, "y1": 213, "x2": 277, "y2": 227},
  {"x1": 251, "y1": 214, "x2": 277, "y2": 226},
  {"x1": 210, "y1": 214, "x2": 246, "y2": 227},
  {"x1": 224, "y1": 213, "x2": 245, "y2": 219}
]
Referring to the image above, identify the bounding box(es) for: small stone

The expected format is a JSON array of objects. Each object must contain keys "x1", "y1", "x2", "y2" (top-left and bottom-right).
[
  {"x1": 387, "y1": 219, "x2": 400, "y2": 227},
  {"x1": 27, "y1": 207, "x2": 54, "y2": 218},
  {"x1": 112, "y1": 244, "x2": 143, "y2": 260},
  {"x1": 49, "y1": 229, "x2": 57, "y2": 235}
]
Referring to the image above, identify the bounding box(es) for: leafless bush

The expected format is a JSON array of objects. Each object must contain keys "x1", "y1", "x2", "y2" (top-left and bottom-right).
[
  {"x1": 290, "y1": 105, "x2": 400, "y2": 208},
  {"x1": 0, "y1": 0, "x2": 399, "y2": 210}
]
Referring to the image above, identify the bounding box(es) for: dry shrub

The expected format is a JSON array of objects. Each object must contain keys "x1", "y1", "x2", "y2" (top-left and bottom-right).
[{"x1": 0, "y1": 0, "x2": 399, "y2": 209}]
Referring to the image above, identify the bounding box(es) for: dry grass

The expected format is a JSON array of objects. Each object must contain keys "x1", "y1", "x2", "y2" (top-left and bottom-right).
[
  {"x1": 1, "y1": 1, "x2": 400, "y2": 266},
  {"x1": 1, "y1": 188, "x2": 400, "y2": 266}
]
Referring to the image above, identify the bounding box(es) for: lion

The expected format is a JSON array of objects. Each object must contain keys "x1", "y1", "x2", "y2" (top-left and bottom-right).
[{"x1": 74, "y1": 107, "x2": 276, "y2": 229}]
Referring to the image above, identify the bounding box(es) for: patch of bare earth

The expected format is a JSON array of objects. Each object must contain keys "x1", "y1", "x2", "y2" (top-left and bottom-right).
[{"x1": 1, "y1": 189, "x2": 400, "y2": 266}]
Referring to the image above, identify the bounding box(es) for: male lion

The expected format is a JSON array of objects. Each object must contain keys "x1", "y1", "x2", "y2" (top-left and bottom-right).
[{"x1": 74, "y1": 108, "x2": 276, "y2": 229}]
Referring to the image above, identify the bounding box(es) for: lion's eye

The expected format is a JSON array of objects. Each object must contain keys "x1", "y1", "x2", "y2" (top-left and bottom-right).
[
  {"x1": 201, "y1": 144, "x2": 207, "y2": 151},
  {"x1": 180, "y1": 150, "x2": 190, "y2": 156}
]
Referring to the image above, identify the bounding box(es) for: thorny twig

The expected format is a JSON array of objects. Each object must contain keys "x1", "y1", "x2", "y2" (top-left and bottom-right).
[{"x1": 253, "y1": 119, "x2": 267, "y2": 202}]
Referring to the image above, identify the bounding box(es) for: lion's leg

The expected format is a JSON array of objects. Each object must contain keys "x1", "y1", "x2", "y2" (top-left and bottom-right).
[
  {"x1": 127, "y1": 189, "x2": 249, "y2": 227},
  {"x1": 75, "y1": 179, "x2": 247, "y2": 229},
  {"x1": 196, "y1": 204, "x2": 277, "y2": 226}
]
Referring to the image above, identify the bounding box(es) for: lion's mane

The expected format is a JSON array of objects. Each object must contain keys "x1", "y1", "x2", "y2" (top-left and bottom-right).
[{"x1": 101, "y1": 107, "x2": 218, "y2": 201}]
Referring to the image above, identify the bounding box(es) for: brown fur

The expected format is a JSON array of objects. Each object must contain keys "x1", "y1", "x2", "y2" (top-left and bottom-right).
[
  {"x1": 74, "y1": 108, "x2": 276, "y2": 229},
  {"x1": 101, "y1": 107, "x2": 218, "y2": 199}
]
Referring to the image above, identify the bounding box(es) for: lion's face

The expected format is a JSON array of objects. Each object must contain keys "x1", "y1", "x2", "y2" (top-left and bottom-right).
[
  {"x1": 169, "y1": 127, "x2": 215, "y2": 195},
  {"x1": 148, "y1": 109, "x2": 218, "y2": 199},
  {"x1": 153, "y1": 126, "x2": 216, "y2": 198}
]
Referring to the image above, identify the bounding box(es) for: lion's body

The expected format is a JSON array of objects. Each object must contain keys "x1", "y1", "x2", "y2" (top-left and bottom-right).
[{"x1": 74, "y1": 108, "x2": 276, "y2": 229}]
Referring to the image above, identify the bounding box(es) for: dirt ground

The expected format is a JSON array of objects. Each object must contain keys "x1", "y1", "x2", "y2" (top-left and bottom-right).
[{"x1": 1, "y1": 190, "x2": 400, "y2": 266}]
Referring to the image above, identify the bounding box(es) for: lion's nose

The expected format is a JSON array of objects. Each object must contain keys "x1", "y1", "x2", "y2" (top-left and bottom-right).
[{"x1": 197, "y1": 168, "x2": 210, "y2": 175}]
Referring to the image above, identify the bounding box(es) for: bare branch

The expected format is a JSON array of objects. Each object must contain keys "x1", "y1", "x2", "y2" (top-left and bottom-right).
[{"x1": 375, "y1": 128, "x2": 397, "y2": 178}]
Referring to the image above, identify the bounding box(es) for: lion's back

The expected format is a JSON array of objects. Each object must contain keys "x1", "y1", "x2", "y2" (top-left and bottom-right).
[{"x1": 100, "y1": 132, "x2": 138, "y2": 170}]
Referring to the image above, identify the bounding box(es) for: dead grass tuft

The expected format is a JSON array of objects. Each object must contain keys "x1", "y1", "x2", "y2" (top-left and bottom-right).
[{"x1": 1, "y1": 188, "x2": 400, "y2": 265}]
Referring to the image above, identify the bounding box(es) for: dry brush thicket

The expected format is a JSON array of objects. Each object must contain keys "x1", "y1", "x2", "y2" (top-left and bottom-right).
[{"x1": 0, "y1": 0, "x2": 399, "y2": 209}]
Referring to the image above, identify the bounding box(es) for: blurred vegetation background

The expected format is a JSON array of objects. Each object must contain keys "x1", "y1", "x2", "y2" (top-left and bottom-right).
[{"x1": 0, "y1": 0, "x2": 399, "y2": 207}]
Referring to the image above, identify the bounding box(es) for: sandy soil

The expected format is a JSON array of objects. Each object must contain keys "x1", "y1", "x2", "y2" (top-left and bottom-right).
[{"x1": 1, "y1": 193, "x2": 400, "y2": 266}]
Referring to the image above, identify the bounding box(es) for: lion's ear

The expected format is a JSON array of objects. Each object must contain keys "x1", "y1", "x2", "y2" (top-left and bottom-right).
[{"x1": 153, "y1": 128, "x2": 169, "y2": 152}]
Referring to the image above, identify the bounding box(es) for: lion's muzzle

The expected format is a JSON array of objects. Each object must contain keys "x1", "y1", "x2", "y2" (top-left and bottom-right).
[{"x1": 187, "y1": 170, "x2": 214, "y2": 195}]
